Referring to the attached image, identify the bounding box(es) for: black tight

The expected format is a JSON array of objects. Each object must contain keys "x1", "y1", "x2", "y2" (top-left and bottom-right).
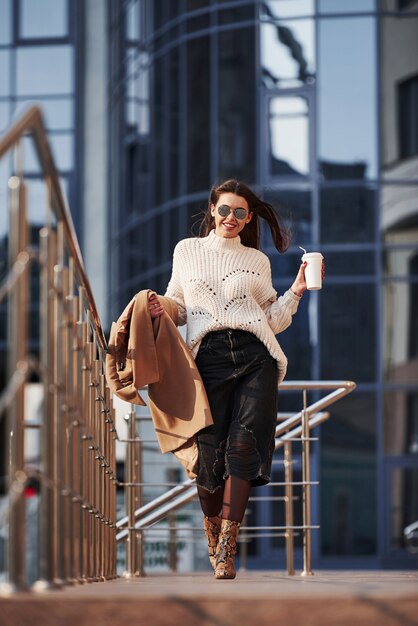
[{"x1": 197, "y1": 475, "x2": 251, "y2": 523}]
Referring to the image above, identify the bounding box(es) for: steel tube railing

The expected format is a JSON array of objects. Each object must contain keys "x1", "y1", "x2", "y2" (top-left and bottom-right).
[
  {"x1": 116, "y1": 382, "x2": 355, "y2": 576},
  {"x1": 0, "y1": 107, "x2": 117, "y2": 595},
  {"x1": 5, "y1": 172, "x2": 28, "y2": 593}
]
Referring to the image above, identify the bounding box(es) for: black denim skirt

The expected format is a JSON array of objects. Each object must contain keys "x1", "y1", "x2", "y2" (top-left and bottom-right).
[{"x1": 195, "y1": 329, "x2": 278, "y2": 492}]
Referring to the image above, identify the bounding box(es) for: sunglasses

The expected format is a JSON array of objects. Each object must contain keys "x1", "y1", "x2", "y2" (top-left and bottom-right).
[{"x1": 217, "y1": 204, "x2": 248, "y2": 220}]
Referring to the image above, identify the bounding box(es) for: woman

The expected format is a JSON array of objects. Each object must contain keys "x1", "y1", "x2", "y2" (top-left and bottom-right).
[{"x1": 149, "y1": 179, "x2": 323, "y2": 579}]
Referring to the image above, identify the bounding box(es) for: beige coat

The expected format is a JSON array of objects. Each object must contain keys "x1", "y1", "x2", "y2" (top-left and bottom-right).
[{"x1": 105, "y1": 290, "x2": 213, "y2": 478}]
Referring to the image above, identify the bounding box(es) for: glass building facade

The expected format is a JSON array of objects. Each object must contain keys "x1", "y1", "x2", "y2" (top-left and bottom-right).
[
  {"x1": 108, "y1": 0, "x2": 418, "y2": 568},
  {"x1": 0, "y1": 0, "x2": 81, "y2": 490},
  {"x1": 0, "y1": 0, "x2": 79, "y2": 232}
]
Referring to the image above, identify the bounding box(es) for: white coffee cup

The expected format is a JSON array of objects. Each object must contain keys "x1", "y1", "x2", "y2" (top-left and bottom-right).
[{"x1": 302, "y1": 252, "x2": 324, "y2": 290}]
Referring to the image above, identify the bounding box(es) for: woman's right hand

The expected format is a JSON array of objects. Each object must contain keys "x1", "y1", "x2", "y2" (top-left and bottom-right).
[{"x1": 148, "y1": 294, "x2": 164, "y2": 318}]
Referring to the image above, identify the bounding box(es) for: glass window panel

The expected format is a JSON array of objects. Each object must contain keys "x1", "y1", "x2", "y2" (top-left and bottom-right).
[
  {"x1": 321, "y1": 392, "x2": 377, "y2": 556},
  {"x1": 187, "y1": 36, "x2": 210, "y2": 193},
  {"x1": 320, "y1": 186, "x2": 376, "y2": 243},
  {"x1": 320, "y1": 284, "x2": 376, "y2": 382},
  {"x1": 380, "y1": 17, "x2": 418, "y2": 180},
  {"x1": 263, "y1": 188, "x2": 312, "y2": 248},
  {"x1": 383, "y1": 246, "x2": 418, "y2": 278},
  {"x1": 219, "y1": 5, "x2": 254, "y2": 24},
  {"x1": 390, "y1": 468, "x2": 418, "y2": 551},
  {"x1": 381, "y1": 185, "x2": 418, "y2": 237},
  {"x1": 186, "y1": 12, "x2": 210, "y2": 32},
  {"x1": 319, "y1": 0, "x2": 375, "y2": 12},
  {"x1": 49, "y1": 134, "x2": 73, "y2": 171},
  {"x1": 126, "y1": 51, "x2": 150, "y2": 136},
  {"x1": 384, "y1": 392, "x2": 418, "y2": 456},
  {"x1": 22, "y1": 136, "x2": 41, "y2": 174},
  {"x1": 383, "y1": 280, "x2": 418, "y2": 383},
  {"x1": 276, "y1": 295, "x2": 312, "y2": 379},
  {"x1": 0, "y1": 51, "x2": 10, "y2": 97},
  {"x1": 14, "y1": 98, "x2": 73, "y2": 130},
  {"x1": 319, "y1": 18, "x2": 377, "y2": 179},
  {"x1": 269, "y1": 96, "x2": 309, "y2": 176},
  {"x1": 262, "y1": 1, "x2": 314, "y2": 19},
  {"x1": 186, "y1": 0, "x2": 209, "y2": 9},
  {"x1": 0, "y1": 102, "x2": 10, "y2": 131},
  {"x1": 126, "y1": 0, "x2": 140, "y2": 40},
  {"x1": 398, "y1": 75, "x2": 418, "y2": 161},
  {"x1": 22, "y1": 133, "x2": 73, "y2": 173},
  {"x1": 0, "y1": 160, "x2": 10, "y2": 239},
  {"x1": 324, "y1": 251, "x2": 375, "y2": 276},
  {"x1": 0, "y1": 0, "x2": 11, "y2": 44},
  {"x1": 218, "y1": 28, "x2": 256, "y2": 183},
  {"x1": 17, "y1": 46, "x2": 73, "y2": 96},
  {"x1": 261, "y1": 19, "x2": 315, "y2": 87},
  {"x1": 25, "y1": 178, "x2": 49, "y2": 224},
  {"x1": 19, "y1": 0, "x2": 68, "y2": 39}
]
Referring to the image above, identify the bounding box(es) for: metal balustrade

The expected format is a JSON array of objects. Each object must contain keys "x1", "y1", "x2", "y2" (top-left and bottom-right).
[
  {"x1": 0, "y1": 106, "x2": 356, "y2": 593},
  {"x1": 0, "y1": 107, "x2": 117, "y2": 594},
  {"x1": 116, "y1": 381, "x2": 356, "y2": 577}
]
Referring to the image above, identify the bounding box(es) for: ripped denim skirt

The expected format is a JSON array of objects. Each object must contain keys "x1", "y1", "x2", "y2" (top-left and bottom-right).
[{"x1": 195, "y1": 329, "x2": 279, "y2": 492}]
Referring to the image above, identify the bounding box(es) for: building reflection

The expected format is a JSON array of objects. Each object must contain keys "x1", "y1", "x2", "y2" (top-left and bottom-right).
[{"x1": 380, "y1": 1, "x2": 418, "y2": 557}]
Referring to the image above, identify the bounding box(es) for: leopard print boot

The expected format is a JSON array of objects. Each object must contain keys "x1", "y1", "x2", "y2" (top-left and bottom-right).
[
  {"x1": 203, "y1": 515, "x2": 222, "y2": 570},
  {"x1": 214, "y1": 519, "x2": 241, "y2": 579}
]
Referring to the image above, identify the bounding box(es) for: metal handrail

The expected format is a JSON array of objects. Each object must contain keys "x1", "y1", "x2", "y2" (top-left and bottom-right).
[
  {"x1": 0, "y1": 106, "x2": 106, "y2": 349},
  {"x1": 0, "y1": 107, "x2": 117, "y2": 595},
  {"x1": 115, "y1": 411, "x2": 330, "y2": 540},
  {"x1": 116, "y1": 381, "x2": 355, "y2": 576},
  {"x1": 116, "y1": 381, "x2": 354, "y2": 536}
]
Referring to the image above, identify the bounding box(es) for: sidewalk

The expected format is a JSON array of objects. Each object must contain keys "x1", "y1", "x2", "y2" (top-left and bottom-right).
[{"x1": 1, "y1": 570, "x2": 417, "y2": 626}]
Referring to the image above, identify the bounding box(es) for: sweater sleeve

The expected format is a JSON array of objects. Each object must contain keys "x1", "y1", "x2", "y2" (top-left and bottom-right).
[
  {"x1": 164, "y1": 242, "x2": 187, "y2": 326},
  {"x1": 259, "y1": 255, "x2": 301, "y2": 334}
]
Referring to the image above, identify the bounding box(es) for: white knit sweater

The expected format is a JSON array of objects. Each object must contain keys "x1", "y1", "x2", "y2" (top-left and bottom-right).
[{"x1": 165, "y1": 230, "x2": 301, "y2": 382}]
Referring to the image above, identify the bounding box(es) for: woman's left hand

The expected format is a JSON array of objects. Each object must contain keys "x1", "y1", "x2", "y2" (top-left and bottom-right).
[
  {"x1": 291, "y1": 260, "x2": 325, "y2": 297},
  {"x1": 148, "y1": 294, "x2": 164, "y2": 318}
]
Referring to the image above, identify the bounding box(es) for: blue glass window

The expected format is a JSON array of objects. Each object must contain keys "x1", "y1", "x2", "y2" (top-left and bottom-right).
[
  {"x1": 14, "y1": 98, "x2": 73, "y2": 130},
  {"x1": 0, "y1": 0, "x2": 11, "y2": 44},
  {"x1": 262, "y1": 1, "x2": 314, "y2": 19},
  {"x1": 0, "y1": 160, "x2": 10, "y2": 238},
  {"x1": 0, "y1": 51, "x2": 11, "y2": 97},
  {"x1": 319, "y1": 0, "x2": 375, "y2": 12},
  {"x1": 0, "y1": 102, "x2": 9, "y2": 131},
  {"x1": 16, "y1": 46, "x2": 73, "y2": 96},
  {"x1": 19, "y1": 0, "x2": 68, "y2": 39},
  {"x1": 318, "y1": 18, "x2": 377, "y2": 179},
  {"x1": 321, "y1": 392, "x2": 377, "y2": 556},
  {"x1": 268, "y1": 96, "x2": 310, "y2": 177},
  {"x1": 261, "y1": 17, "x2": 315, "y2": 88},
  {"x1": 320, "y1": 284, "x2": 376, "y2": 381}
]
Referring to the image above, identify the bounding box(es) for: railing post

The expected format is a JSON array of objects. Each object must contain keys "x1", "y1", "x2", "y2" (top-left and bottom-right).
[
  {"x1": 301, "y1": 389, "x2": 313, "y2": 576},
  {"x1": 124, "y1": 408, "x2": 144, "y2": 577},
  {"x1": 124, "y1": 410, "x2": 134, "y2": 576},
  {"x1": 33, "y1": 224, "x2": 60, "y2": 592},
  {"x1": 284, "y1": 441, "x2": 295, "y2": 576},
  {"x1": 2, "y1": 173, "x2": 28, "y2": 594},
  {"x1": 53, "y1": 221, "x2": 65, "y2": 586},
  {"x1": 78, "y1": 288, "x2": 89, "y2": 583}
]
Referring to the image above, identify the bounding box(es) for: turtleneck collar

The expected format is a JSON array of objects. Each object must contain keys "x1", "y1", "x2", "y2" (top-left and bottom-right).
[{"x1": 200, "y1": 229, "x2": 243, "y2": 253}]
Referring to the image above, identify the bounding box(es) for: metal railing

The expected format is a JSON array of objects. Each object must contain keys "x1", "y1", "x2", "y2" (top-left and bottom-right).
[
  {"x1": 116, "y1": 381, "x2": 356, "y2": 577},
  {"x1": 0, "y1": 107, "x2": 117, "y2": 594}
]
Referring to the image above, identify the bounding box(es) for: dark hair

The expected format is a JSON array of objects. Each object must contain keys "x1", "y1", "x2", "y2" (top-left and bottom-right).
[{"x1": 198, "y1": 179, "x2": 291, "y2": 253}]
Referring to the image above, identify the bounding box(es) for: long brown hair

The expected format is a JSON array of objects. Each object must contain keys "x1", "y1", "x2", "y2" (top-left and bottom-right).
[{"x1": 198, "y1": 179, "x2": 291, "y2": 253}]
